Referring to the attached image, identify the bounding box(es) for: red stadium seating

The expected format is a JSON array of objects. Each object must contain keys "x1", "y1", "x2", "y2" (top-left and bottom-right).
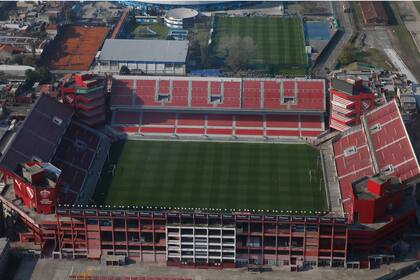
[
  {"x1": 207, "y1": 114, "x2": 233, "y2": 127},
  {"x1": 236, "y1": 115, "x2": 263, "y2": 127},
  {"x1": 266, "y1": 115, "x2": 298, "y2": 128},
  {"x1": 366, "y1": 101, "x2": 420, "y2": 181},
  {"x1": 110, "y1": 77, "x2": 326, "y2": 139},
  {"x1": 114, "y1": 111, "x2": 140, "y2": 125},
  {"x1": 113, "y1": 126, "x2": 139, "y2": 133},
  {"x1": 167, "y1": 80, "x2": 189, "y2": 107},
  {"x1": 176, "y1": 127, "x2": 205, "y2": 135},
  {"x1": 111, "y1": 77, "x2": 325, "y2": 112},
  {"x1": 141, "y1": 127, "x2": 175, "y2": 134},
  {"x1": 222, "y1": 81, "x2": 241, "y2": 108},
  {"x1": 332, "y1": 100, "x2": 420, "y2": 221},
  {"x1": 191, "y1": 81, "x2": 211, "y2": 108},
  {"x1": 242, "y1": 80, "x2": 261, "y2": 109},
  {"x1": 142, "y1": 112, "x2": 176, "y2": 126},
  {"x1": 301, "y1": 131, "x2": 322, "y2": 137},
  {"x1": 266, "y1": 130, "x2": 300, "y2": 137},
  {"x1": 111, "y1": 111, "x2": 324, "y2": 139},
  {"x1": 177, "y1": 113, "x2": 205, "y2": 126},
  {"x1": 236, "y1": 129, "x2": 264, "y2": 136},
  {"x1": 206, "y1": 128, "x2": 233, "y2": 135},
  {"x1": 300, "y1": 115, "x2": 322, "y2": 129}
]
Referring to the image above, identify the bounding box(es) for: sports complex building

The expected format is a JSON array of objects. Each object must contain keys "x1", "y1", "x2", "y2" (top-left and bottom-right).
[
  {"x1": 0, "y1": 74, "x2": 419, "y2": 271},
  {"x1": 97, "y1": 40, "x2": 188, "y2": 75}
]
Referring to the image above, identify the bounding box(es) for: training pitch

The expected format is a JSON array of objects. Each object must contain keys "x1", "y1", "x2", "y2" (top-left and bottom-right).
[
  {"x1": 213, "y1": 16, "x2": 307, "y2": 75},
  {"x1": 94, "y1": 140, "x2": 327, "y2": 212}
]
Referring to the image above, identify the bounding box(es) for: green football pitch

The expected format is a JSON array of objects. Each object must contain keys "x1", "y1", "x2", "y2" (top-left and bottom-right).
[
  {"x1": 94, "y1": 140, "x2": 327, "y2": 212},
  {"x1": 213, "y1": 16, "x2": 307, "y2": 75}
]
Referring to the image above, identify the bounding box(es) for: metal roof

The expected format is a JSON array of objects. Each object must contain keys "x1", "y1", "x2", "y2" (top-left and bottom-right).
[
  {"x1": 0, "y1": 95, "x2": 74, "y2": 171},
  {"x1": 165, "y1": 8, "x2": 198, "y2": 20},
  {"x1": 98, "y1": 39, "x2": 188, "y2": 63}
]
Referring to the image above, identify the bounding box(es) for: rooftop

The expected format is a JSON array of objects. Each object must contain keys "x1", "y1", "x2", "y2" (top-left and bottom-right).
[
  {"x1": 0, "y1": 95, "x2": 74, "y2": 171},
  {"x1": 331, "y1": 78, "x2": 372, "y2": 96},
  {"x1": 99, "y1": 39, "x2": 189, "y2": 63},
  {"x1": 18, "y1": 162, "x2": 61, "y2": 189},
  {"x1": 165, "y1": 8, "x2": 199, "y2": 20},
  {"x1": 352, "y1": 175, "x2": 401, "y2": 200}
]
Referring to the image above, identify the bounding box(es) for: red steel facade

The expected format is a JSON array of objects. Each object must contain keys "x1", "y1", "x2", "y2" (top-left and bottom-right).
[{"x1": 329, "y1": 78, "x2": 375, "y2": 131}]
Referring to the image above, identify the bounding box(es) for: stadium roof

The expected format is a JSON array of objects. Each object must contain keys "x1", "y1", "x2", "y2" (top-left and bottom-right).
[
  {"x1": 98, "y1": 39, "x2": 189, "y2": 63},
  {"x1": 0, "y1": 95, "x2": 74, "y2": 171}
]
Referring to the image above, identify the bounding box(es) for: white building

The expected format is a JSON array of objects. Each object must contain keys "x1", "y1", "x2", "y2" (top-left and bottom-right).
[
  {"x1": 97, "y1": 39, "x2": 188, "y2": 75},
  {"x1": 0, "y1": 64, "x2": 35, "y2": 78}
]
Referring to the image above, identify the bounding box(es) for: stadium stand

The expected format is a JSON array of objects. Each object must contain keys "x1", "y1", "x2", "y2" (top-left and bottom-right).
[
  {"x1": 111, "y1": 111, "x2": 324, "y2": 138},
  {"x1": 110, "y1": 76, "x2": 326, "y2": 138},
  {"x1": 0, "y1": 95, "x2": 111, "y2": 205},
  {"x1": 332, "y1": 100, "x2": 420, "y2": 220},
  {"x1": 111, "y1": 76, "x2": 325, "y2": 111}
]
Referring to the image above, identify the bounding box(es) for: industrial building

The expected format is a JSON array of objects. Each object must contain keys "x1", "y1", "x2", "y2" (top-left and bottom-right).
[{"x1": 97, "y1": 39, "x2": 188, "y2": 75}]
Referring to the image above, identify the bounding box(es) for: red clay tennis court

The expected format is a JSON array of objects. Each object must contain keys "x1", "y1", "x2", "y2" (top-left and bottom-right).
[{"x1": 47, "y1": 25, "x2": 109, "y2": 71}]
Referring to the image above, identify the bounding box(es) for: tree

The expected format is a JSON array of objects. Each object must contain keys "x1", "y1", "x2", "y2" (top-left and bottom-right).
[
  {"x1": 0, "y1": 71, "x2": 6, "y2": 83},
  {"x1": 241, "y1": 36, "x2": 257, "y2": 64},
  {"x1": 63, "y1": 3, "x2": 76, "y2": 23},
  {"x1": 37, "y1": 66, "x2": 52, "y2": 84},
  {"x1": 24, "y1": 67, "x2": 52, "y2": 90},
  {"x1": 22, "y1": 55, "x2": 35, "y2": 66},
  {"x1": 338, "y1": 43, "x2": 361, "y2": 66},
  {"x1": 119, "y1": 65, "x2": 130, "y2": 75},
  {"x1": 24, "y1": 69, "x2": 39, "y2": 89},
  {"x1": 12, "y1": 54, "x2": 24, "y2": 65},
  {"x1": 218, "y1": 36, "x2": 257, "y2": 70}
]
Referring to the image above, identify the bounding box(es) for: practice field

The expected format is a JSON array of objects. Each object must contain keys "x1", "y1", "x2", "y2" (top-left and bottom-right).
[
  {"x1": 213, "y1": 16, "x2": 307, "y2": 75},
  {"x1": 94, "y1": 140, "x2": 327, "y2": 212}
]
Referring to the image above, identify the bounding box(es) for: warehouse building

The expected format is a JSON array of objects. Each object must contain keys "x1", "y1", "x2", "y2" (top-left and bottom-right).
[{"x1": 97, "y1": 39, "x2": 188, "y2": 75}]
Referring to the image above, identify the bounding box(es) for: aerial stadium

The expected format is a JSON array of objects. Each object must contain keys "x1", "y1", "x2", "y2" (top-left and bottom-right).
[{"x1": 0, "y1": 73, "x2": 418, "y2": 271}]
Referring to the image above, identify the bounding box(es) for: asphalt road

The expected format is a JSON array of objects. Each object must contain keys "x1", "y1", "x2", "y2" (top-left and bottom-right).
[{"x1": 312, "y1": 1, "x2": 354, "y2": 78}]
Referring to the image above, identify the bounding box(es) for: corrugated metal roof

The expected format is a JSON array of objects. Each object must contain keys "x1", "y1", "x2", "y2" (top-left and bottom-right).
[
  {"x1": 0, "y1": 95, "x2": 74, "y2": 171},
  {"x1": 98, "y1": 39, "x2": 188, "y2": 63}
]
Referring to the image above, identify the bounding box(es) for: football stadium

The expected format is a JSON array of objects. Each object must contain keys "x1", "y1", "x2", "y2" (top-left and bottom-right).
[{"x1": 0, "y1": 74, "x2": 419, "y2": 271}]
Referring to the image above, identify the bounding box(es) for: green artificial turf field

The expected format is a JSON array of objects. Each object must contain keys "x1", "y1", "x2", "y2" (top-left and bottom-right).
[
  {"x1": 213, "y1": 16, "x2": 307, "y2": 75},
  {"x1": 94, "y1": 140, "x2": 327, "y2": 212}
]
